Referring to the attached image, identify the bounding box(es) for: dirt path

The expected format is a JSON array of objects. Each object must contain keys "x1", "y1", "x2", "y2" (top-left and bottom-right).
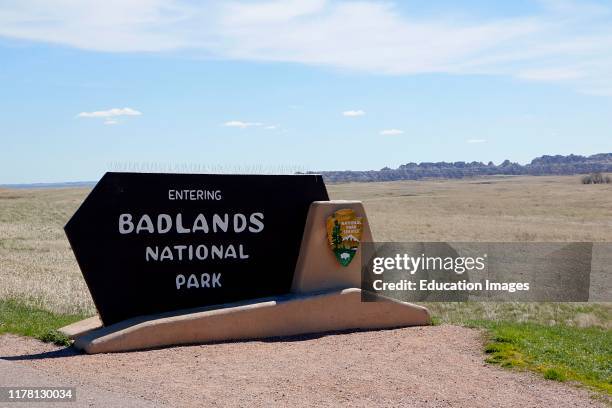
[{"x1": 0, "y1": 325, "x2": 605, "y2": 407}]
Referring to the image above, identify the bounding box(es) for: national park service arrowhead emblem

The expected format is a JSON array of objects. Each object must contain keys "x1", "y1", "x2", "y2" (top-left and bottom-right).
[{"x1": 327, "y1": 208, "x2": 363, "y2": 267}]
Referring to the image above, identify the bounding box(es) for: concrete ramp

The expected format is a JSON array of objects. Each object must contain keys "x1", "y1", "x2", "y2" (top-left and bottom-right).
[{"x1": 72, "y1": 289, "x2": 429, "y2": 354}]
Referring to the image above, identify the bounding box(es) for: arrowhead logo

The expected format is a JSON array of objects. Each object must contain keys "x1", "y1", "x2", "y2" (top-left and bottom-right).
[{"x1": 326, "y1": 208, "x2": 363, "y2": 267}]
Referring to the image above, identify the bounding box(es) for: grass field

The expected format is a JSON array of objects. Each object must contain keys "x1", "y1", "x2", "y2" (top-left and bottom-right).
[
  {"x1": 0, "y1": 299, "x2": 82, "y2": 346},
  {"x1": 0, "y1": 175, "x2": 610, "y2": 393},
  {"x1": 329, "y1": 175, "x2": 612, "y2": 242},
  {"x1": 0, "y1": 187, "x2": 92, "y2": 315},
  {"x1": 480, "y1": 321, "x2": 611, "y2": 394}
]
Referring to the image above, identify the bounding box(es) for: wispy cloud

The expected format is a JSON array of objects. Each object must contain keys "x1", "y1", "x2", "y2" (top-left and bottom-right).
[
  {"x1": 76, "y1": 107, "x2": 141, "y2": 125},
  {"x1": 223, "y1": 121, "x2": 280, "y2": 129},
  {"x1": 342, "y1": 110, "x2": 365, "y2": 117},
  {"x1": 223, "y1": 120, "x2": 264, "y2": 128},
  {"x1": 2, "y1": 1, "x2": 612, "y2": 94},
  {"x1": 380, "y1": 129, "x2": 403, "y2": 135},
  {"x1": 517, "y1": 68, "x2": 584, "y2": 82},
  {"x1": 467, "y1": 138, "x2": 487, "y2": 143},
  {"x1": 77, "y1": 107, "x2": 142, "y2": 118}
]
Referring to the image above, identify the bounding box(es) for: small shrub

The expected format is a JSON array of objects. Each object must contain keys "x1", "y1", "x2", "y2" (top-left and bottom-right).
[
  {"x1": 430, "y1": 316, "x2": 442, "y2": 326},
  {"x1": 39, "y1": 330, "x2": 72, "y2": 347},
  {"x1": 543, "y1": 368, "x2": 566, "y2": 382},
  {"x1": 581, "y1": 172, "x2": 611, "y2": 184}
]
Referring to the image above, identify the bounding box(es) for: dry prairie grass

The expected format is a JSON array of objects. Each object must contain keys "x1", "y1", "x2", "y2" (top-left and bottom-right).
[
  {"x1": 328, "y1": 175, "x2": 612, "y2": 242},
  {"x1": 1, "y1": 175, "x2": 610, "y2": 324},
  {"x1": 0, "y1": 188, "x2": 92, "y2": 314},
  {"x1": 327, "y1": 175, "x2": 612, "y2": 327}
]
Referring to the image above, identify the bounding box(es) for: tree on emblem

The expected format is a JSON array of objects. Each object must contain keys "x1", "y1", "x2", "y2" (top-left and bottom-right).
[{"x1": 332, "y1": 219, "x2": 342, "y2": 249}]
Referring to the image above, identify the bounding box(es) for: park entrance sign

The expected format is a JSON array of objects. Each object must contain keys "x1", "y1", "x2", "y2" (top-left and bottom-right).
[
  {"x1": 65, "y1": 172, "x2": 329, "y2": 325},
  {"x1": 61, "y1": 173, "x2": 430, "y2": 353}
]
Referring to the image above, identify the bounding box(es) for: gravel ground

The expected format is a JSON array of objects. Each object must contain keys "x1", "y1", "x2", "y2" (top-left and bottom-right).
[
  {"x1": 0, "y1": 325, "x2": 605, "y2": 407},
  {"x1": 0, "y1": 359, "x2": 163, "y2": 407}
]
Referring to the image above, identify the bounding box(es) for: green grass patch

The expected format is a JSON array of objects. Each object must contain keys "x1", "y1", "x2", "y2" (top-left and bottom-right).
[
  {"x1": 473, "y1": 320, "x2": 612, "y2": 394},
  {"x1": 423, "y1": 302, "x2": 611, "y2": 328},
  {"x1": 430, "y1": 316, "x2": 442, "y2": 326},
  {"x1": 543, "y1": 368, "x2": 566, "y2": 381},
  {"x1": 0, "y1": 299, "x2": 86, "y2": 346}
]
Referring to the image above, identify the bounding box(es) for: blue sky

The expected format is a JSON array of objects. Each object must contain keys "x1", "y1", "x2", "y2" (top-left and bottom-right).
[{"x1": 1, "y1": 0, "x2": 611, "y2": 183}]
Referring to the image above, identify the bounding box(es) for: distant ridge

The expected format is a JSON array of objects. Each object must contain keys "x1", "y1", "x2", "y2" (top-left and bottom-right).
[
  {"x1": 3, "y1": 153, "x2": 612, "y2": 187},
  {"x1": 312, "y1": 153, "x2": 612, "y2": 183},
  {"x1": 0, "y1": 181, "x2": 97, "y2": 189}
]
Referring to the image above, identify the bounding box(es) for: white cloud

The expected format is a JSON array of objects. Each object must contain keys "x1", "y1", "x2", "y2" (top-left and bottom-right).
[
  {"x1": 223, "y1": 120, "x2": 264, "y2": 128},
  {"x1": 2, "y1": 1, "x2": 612, "y2": 94},
  {"x1": 380, "y1": 129, "x2": 403, "y2": 135},
  {"x1": 223, "y1": 121, "x2": 279, "y2": 129},
  {"x1": 467, "y1": 139, "x2": 487, "y2": 143},
  {"x1": 224, "y1": 0, "x2": 327, "y2": 25},
  {"x1": 104, "y1": 119, "x2": 119, "y2": 125},
  {"x1": 77, "y1": 107, "x2": 142, "y2": 118},
  {"x1": 342, "y1": 110, "x2": 365, "y2": 117},
  {"x1": 518, "y1": 68, "x2": 584, "y2": 82}
]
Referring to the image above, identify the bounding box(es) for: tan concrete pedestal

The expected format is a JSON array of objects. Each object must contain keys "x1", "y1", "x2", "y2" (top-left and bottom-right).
[{"x1": 61, "y1": 200, "x2": 430, "y2": 353}]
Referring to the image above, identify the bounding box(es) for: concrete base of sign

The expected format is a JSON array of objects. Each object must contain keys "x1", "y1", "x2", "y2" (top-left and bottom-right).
[
  {"x1": 58, "y1": 316, "x2": 103, "y2": 339},
  {"x1": 69, "y1": 288, "x2": 430, "y2": 354}
]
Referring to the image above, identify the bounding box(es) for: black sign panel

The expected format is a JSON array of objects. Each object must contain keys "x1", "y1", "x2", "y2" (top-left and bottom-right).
[{"x1": 65, "y1": 172, "x2": 329, "y2": 325}]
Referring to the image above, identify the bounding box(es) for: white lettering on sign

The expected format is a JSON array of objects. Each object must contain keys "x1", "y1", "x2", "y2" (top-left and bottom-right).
[
  {"x1": 168, "y1": 189, "x2": 222, "y2": 201},
  {"x1": 118, "y1": 212, "x2": 264, "y2": 235},
  {"x1": 176, "y1": 273, "x2": 222, "y2": 289},
  {"x1": 120, "y1": 212, "x2": 262, "y2": 291},
  {"x1": 119, "y1": 214, "x2": 134, "y2": 234},
  {"x1": 145, "y1": 244, "x2": 249, "y2": 261}
]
